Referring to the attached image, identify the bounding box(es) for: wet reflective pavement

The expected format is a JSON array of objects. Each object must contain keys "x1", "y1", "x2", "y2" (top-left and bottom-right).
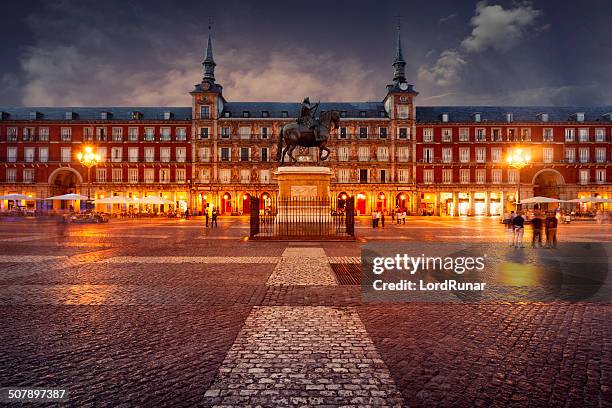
[{"x1": 0, "y1": 216, "x2": 610, "y2": 407}]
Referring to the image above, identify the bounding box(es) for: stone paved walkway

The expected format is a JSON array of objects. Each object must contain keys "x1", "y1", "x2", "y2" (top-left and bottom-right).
[
  {"x1": 267, "y1": 247, "x2": 338, "y2": 286},
  {"x1": 1, "y1": 219, "x2": 609, "y2": 407},
  {"x1": 203, "y1": 306, "x2": 404, "y2": 407}
]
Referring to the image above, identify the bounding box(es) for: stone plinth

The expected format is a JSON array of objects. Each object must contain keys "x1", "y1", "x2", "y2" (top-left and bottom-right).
[{"x1": 275, "y1": 166, "x2": 332, "y2": 199}]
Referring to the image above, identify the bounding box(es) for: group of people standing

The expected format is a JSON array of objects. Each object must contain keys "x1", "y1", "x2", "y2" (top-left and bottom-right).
[
  {"x1": 204, "y1": 205, "x2": 219, "y2": 228},
  {"x1": 392, "y1": 207, "x2": 407, "y2": 225},
  {"x1": 503, "y1": 210, "x2": 558, "y2": 248},
  {"x1": 371, "y1": 210, "x2": 385, "y2": 228}
]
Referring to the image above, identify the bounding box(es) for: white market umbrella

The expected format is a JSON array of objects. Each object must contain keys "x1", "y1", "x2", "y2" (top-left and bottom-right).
[
  {"x1": 140, "y1": 196, "x2": 174, "y2": 205},
  {"x1": 519, "y1": 196, "x2": 564, "y2": 204},
  {"x1": 0, "y1": 193, "x2": 34, "y2": 200},
  {"x1": 45, "y1": 193, "x2": 89, "y2": 201},
  {"x1": 566, "y1": 197, "x2": 608, "y2": 203},
  {"x1": 94, "y1": 196, "x2": 134, "y2": 204},
  {"x1": 589, "y1": 197, "x2": 612, "y2": 203}
]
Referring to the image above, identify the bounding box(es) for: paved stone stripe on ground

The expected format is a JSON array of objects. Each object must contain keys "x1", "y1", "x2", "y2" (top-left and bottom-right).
[
  {"x1": 0, "y1": 255, "x2": 67, "y2": 262},
  {"x1": 329, "y1": 256, "x2": 361, "y2": 264},
  {"x1": 203, "y1": 306, "x2": 404, "y2": 407},
  {"x1": 98, "y1": 256, "x2": 280, "y2": 264},
  {"x1": 267, "y1": 247, "x2": 337, "y2": 286}
]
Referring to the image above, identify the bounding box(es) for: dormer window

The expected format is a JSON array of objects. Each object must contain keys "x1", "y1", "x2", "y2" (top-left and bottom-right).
[
  {"x1": 340, "y1": 111, "x2": 347, "y2": 118},
  {"x1": 0, "y1": 111, "x2": 8, "y2": 120},
  {"x1": 65, "y1": 111, "x2": 76, "y2": 120},
  {"x1": 261, "y1": 111, "x2": 269, "y2": 118},
  {"x1": 359, "y1": 111, "x2": 366, "y2": 117},
  {"x1": 379, "y1": 111, "x2": 386, "y2": 118},
  {"x1": 473, "y1": 113, "x2": 481, "y2": 122},
  {"x1": 576, "y1": 112, "x2": 585, "y2": 122},
  {"x1": 224, "y1": 111, "x2": 231, "y2": 118},
  {"x1": 242, "y1": 111, "x2": 250, "y2": 118},
  {"x1": 603, "y1": 113, "x2": 612, "y2": 121},
  {"x1": 506, "y1": 113, "x2": 513, "y2": 122},
  {"x1": 163, "y1": 111, "x2": 174, "y2": 120},
  {"x1": 131, "y1": 111, "x2": 143, "y2": 120},
  {"x1": 281, "y1": 111, "x2": 288, "y2": 118},
  {"x1": 540, "y1": 113, "x2": 549, "y2": 122},
  {"x1": 441, "y1": 113, "x2": 449, "y2": 123},
  {"x1": 101, "y1": 111, "x2": 112, "y2": 120},
  {"x1": 29, "y1": 111, "x2": 42, "y2": 120}
]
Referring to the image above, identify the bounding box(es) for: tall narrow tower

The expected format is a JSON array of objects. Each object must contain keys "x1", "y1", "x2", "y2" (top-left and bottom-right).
[
  {"x1": 190, "y1": 23, "x2": 225, "y2": 212},
  {"x1": 383, "y1": 21, "x2": 418, "y2": 213}
]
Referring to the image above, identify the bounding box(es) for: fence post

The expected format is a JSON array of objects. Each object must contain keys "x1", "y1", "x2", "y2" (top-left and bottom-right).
[
  {"x1": 346, "y1": 196, "x2": 355, "y2": 236},
  {"x1": 250, "y1": 197, "x2": 260, "y2": 238}
]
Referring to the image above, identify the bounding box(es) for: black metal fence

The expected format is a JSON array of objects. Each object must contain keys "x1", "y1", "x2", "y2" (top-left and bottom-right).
[{"x1": 250, "y1": 196, "x2": 355, "y2": 240}]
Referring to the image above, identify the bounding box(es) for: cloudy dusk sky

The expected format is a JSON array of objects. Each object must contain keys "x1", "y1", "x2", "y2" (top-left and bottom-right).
[{"x1": 1, "y1": 0, "x2": 611, "y2": 107}]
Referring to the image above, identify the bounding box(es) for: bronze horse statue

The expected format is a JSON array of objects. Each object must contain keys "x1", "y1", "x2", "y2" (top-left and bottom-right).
[{"x1": 276, "y1": 110, "x2": 341, "y2": 164}]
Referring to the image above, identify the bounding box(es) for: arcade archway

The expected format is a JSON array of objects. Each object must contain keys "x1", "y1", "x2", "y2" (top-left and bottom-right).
[
  {"x1": 356, "y1": 192, "x2": 367, "y2": 215},
  {"x1": 376, "y1": 192, "x2": 387, "y2": 212},
  {"x1": 533, "y1": 169, "x2": 565, "y2": 198},
  {"x1": 242, "y1": 193, "x2": 251, "y2": 214},
  {"x1": 48, "y1": 167, "x2": 83, "y2": 210},
  {"x1": 395, "y1": 192, "x2": 409, "y2": 211},
  {"x1": 221, "y1": 192, "x2": 232, "y2": 214},
  {"x1": 337, "y1": 192, "x2": 348, "y2": 209}
]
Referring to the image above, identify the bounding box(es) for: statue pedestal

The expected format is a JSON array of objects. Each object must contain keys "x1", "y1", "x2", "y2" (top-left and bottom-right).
[
  {"x1": 274, "y1": 166, "x2": 332, "y2": 224},
  {"x1": 250, "y1": 166, "x2": 353, "y2": 240},
  {"x1": 275, "y1": 166, "x2": 332, "y2": 200}
]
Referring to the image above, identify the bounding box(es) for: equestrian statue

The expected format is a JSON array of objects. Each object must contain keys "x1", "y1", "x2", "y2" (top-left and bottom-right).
[{"x1": 276, "y1": 97, "x2": 341, "y2": 164}]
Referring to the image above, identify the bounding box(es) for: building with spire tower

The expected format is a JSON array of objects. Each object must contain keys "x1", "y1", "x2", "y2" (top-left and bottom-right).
[{"x1": 0, "y1": 26, "x2": 610, "y2": 216}]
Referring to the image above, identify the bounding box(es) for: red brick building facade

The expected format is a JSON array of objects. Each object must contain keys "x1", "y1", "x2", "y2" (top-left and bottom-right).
[{"x1": 1, "y1": 30, "x2": 610, "y2": 215}]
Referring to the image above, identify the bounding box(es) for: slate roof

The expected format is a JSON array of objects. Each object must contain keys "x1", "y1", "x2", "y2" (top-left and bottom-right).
[
  {"x1": 221, "y1": 102, "x2": 387, "y2": 118},
  {"x1": 1, "y1": 105, "x2": 611, "y2": 122},
  {"x1": 416, "y1": 106, "x2": 612, "y2": 123},
  {"x1": 0, "y1": 107, "x2": 192, "y2": 121}
]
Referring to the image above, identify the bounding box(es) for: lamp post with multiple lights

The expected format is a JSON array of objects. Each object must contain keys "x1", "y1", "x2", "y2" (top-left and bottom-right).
[
  {"x1": 76, "y1": 146, "x2": 100, "y2": 211},
  {"x1": 507, "y1": 147, "x2": 531, "y2": 211}
]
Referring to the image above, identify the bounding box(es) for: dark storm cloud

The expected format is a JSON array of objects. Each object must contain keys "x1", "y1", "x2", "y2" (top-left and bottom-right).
[{"x1": 1, "y1": 0, "x2": 611, "y2": 106}]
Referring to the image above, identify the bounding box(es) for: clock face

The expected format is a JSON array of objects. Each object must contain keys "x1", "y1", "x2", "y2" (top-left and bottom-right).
[
  {"x1": 399, "y1": 82, "x2": 408, "y2": 91},
  {"x1": 202, "y1": 82, "x2": 210, "y2": 90}
]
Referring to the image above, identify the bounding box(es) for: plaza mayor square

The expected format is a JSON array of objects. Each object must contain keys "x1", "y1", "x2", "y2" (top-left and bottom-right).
[{"x1": 0, "y1": 1, "x2": 611, "y2": 407}]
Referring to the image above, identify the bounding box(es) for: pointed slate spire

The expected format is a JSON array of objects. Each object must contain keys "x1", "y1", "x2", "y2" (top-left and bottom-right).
[
  {"x1": 202, "y1": 22, "x2": 216, "y2": 82},
  {"x1": 392, "y1": 20, "x2": 406, "y2": 83}
]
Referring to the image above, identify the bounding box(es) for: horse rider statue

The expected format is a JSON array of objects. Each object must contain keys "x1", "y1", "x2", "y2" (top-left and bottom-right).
[
  {"x1": 297, "y1": 97, "x2": 323, "y2": 141},
  {"x1": 276, "y1": 97, "x2": 341, "y2": 165}
]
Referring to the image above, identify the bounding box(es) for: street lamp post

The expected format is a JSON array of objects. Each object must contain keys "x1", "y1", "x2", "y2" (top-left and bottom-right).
[
  {"x1": 507, "y1": 147, "x2": 531, "y2": 211},
  {"x1": 76, "y1": 146, "x2": 100, "y2": 212}
]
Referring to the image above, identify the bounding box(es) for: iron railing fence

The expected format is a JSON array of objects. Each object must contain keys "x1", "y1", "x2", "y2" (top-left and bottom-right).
[{"x1": 250, "y1": 196, "x2": 354, "y2": 240}]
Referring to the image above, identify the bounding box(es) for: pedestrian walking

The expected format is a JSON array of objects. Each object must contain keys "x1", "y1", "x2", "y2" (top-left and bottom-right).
[
  {"x1": 211, "y1": 207, "x2": 218, "y2": 227},
  {"x1": 204, "y1": 204, "x2": 210, "y2": 227},
  {"x1": 545, "y1": 211, "x2": 558, "y2": 248},
  {"x1": 531, "y1": 212, "x2": 543, "y2": 248},
  {"x1": 381, "y1": 210, "x2": 385, "y2": 228},
  {"x1": 372, "y1": 210, "x2": 377, "y2": 228},
  {"x1": 506, "y1": 211, "x2": 515, "y2": 246},
  {"x1": 512, "y1": 211, "x2": 525, "y2": 248}
]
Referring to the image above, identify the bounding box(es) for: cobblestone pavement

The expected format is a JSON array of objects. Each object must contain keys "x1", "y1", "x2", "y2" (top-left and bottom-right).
[
  {"x1": 0, "y1": 217, "x2": 609, "y2": 407},
  {"x1": 203, "y1": 306, "x2": 404, "y2": 407}
]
